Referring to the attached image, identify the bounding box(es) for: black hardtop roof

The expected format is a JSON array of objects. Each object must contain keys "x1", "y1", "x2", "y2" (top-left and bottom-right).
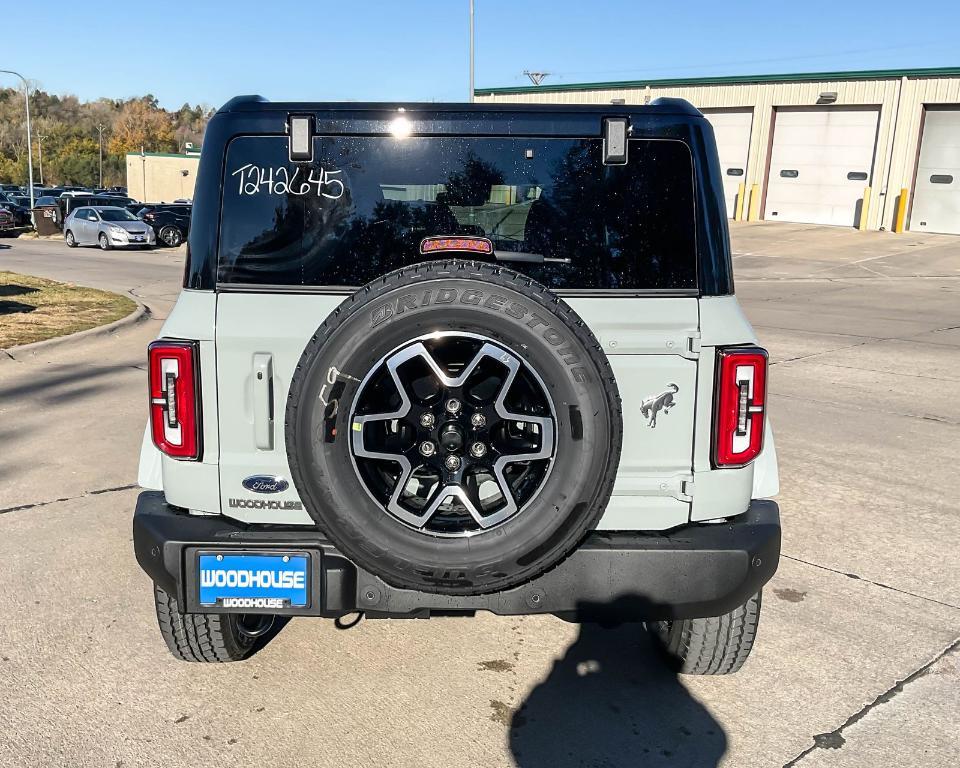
[
  {"x1": 209, "y1": 96, "x2": 708, "y2": 142},
  {"x1": 217, "y1": 94, "x2": 702, "y2": 118},
  {"x1": 186, "y1": 94, "x2": 732, "y2": 295}
]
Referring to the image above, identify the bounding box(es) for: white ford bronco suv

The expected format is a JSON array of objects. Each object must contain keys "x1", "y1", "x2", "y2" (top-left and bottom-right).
[{"x1": 134, "y1": 97, "x2": 780, "y2": 674}]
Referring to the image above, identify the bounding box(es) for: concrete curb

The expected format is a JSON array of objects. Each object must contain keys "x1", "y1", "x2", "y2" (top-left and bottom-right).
[{"x1": 1, "y1": 294, "x2": 150, "y2": 362}]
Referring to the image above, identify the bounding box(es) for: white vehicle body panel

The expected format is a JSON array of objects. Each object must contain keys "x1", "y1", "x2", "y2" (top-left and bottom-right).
[
  {"x1": 216, "y1": 293, "x2": 341, "y2": 524},
  {"x1": 137, "y1": 424, "x2": 162, "y2": 490},
  {"x1": 140, "y1": 289, "x2": 779, "y2": 531}
]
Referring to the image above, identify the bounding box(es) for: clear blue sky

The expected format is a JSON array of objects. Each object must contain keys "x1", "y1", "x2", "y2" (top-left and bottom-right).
[{"x1": 4, "y1": 0, "x2": 958, "y2": 109}]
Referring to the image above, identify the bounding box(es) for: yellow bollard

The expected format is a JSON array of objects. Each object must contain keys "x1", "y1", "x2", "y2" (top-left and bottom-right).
[
  {"x1": 734, "y1": 182, "x2": 746, "y2": 221},
  {"x1": 747, "y1": 183, "x2": 761, "y2": 221},
  {"x1": 893, "y1": 188, "x2": 909, "y2": 233},
  {"x1": 858, "y1": 187, "x2": 871, "y2": 231}
]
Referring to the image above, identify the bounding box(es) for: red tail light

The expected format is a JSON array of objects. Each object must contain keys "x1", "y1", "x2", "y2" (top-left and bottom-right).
[
  {"x1": 148, "y1": 340, "x2": 201, "y2": 460},
  {"x1": 713, "y1": 347, "x2": 767, "y2": 468}
]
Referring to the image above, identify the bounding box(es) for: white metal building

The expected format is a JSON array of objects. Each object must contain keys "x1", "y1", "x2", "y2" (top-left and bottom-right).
[
  {"x1": 126, "y1": 151, "x2": 200, "y2": 204},
  {"x1": 475, "y1": 67, "x2": 960, "y2": 234}
]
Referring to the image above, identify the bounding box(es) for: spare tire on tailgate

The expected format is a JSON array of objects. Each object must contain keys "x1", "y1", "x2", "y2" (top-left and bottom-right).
[{"x1": 286, "y1": 260, "x2": 622, "y2": 595}]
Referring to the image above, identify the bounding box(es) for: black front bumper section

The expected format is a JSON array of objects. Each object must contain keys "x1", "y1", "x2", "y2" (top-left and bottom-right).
[{"x1": 133, "y1": 491, "x2": 780, "y2": 621}]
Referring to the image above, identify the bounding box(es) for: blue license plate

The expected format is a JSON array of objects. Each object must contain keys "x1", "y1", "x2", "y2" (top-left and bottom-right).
[{"x1": 198, "y1": 552, "x2": 309, "y2": 609}]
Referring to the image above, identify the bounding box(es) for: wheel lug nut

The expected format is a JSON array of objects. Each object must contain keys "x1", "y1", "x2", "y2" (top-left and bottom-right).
[
  {"x1": 445, "y1": 398, "x2": 462, "y2": 415},
  {"x1": 419, "y1": 441, "x2": 436, "y2": 457},
  {"x1": 470, "y1": 442, "x2": 487, "y2": 458},
  {"x1": 444, "y1": 455, "x2": 461, "y2": 471},
  {"x1": 420, "y1": 412, "x2": 435, "y2": 428},
  {"x1": 470, "y1": 412, "x2": 486, "y2": 428}
]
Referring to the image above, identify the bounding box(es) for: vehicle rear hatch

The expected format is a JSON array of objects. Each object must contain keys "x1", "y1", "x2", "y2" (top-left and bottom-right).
[{"x1": 213, "y1": 114, "x2": 705, "y2": 529}]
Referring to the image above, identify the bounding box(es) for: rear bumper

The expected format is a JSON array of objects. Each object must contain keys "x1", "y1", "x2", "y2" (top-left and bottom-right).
[{"x1": 133, "y1": 491, "x2": 780, "y2": 621}]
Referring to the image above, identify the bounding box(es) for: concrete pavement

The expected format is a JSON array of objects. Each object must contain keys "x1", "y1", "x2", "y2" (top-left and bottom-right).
[
  {"x1": 0, "y1": 227, "x2": 958, "y2": 767},
  {"x1": 0, "y1": 241, "x2": 183, "y2": 507}
]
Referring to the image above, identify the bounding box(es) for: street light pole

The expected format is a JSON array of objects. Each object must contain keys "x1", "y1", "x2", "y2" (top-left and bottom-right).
[
  {"x1": 469, "y1": 0, "x2": 475, "y2": 103},
  {"x1": 97, "y1": 124, "x2": 105, "y2": 188},
  {"x1": 37, "y1": 134, "x2": 47, "y2": 185},
  {"x1": 0, "y1": 69, "x2": 36, "y2": 214}
]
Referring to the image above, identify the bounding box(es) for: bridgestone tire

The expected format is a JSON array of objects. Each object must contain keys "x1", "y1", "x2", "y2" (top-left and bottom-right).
[
  {"x1": 648, "y1": 592, "x2": 762, "y2": 675},
  {"x1": 153, "y1": 585, "x2": 262, "y2": 663},
  {"x1": 286, "y1": 260, "x2": 622, "y2": 595}
]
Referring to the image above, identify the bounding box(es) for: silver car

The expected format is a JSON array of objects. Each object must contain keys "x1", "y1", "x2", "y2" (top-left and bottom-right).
[{"x1": 64, "y1": 206, "x2": 156, "y2": 250}]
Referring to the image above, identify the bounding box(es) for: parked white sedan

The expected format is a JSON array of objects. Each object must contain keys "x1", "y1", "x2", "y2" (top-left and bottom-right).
[{"x1": 64, "y1": 206, "x2": 156, "y2": 250}]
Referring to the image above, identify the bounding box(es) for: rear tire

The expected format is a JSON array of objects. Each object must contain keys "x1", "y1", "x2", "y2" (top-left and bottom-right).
[
  {"x1": 158, "y1": 225, "x2": 183, "y2": 247},
  {"x1": 153, "y1": 585, "x2": 274, "y2": 663},
  {"x1": 98, "y1": 233, "x2": 112, "y2": 251},
  {"x1": 286, "y1": 260, "x2": 622, "y2": 596},
  {"x1": 648, "y1": 592, "x2": 762, "y2": 675}
]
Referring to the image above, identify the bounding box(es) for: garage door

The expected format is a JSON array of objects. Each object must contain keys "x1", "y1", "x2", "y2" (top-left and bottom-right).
[
  {"x1": 910, "y1": 108, "x2": 960, "y2": 235},
  {"x1": 703, "y1": 109, "x2": 753, "y2": 218},
  {"x1": 764, "y1": 107, "x2": 880, "y2": 227}
]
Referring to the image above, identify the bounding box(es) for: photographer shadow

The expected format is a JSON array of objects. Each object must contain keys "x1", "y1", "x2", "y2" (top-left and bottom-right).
[{"x1": 510, "y1": 597, "x2": 726, "y2": 768}]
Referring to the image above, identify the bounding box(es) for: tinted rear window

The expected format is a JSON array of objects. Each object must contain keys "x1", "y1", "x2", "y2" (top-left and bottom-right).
[{"x1": 218, "y1": 135, "x2": 696, "y2": 291}]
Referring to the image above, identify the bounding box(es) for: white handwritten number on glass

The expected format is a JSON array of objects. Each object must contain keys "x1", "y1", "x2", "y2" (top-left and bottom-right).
[{"x1": 230, "y1": 164, "x2": 345, "y2": 199}]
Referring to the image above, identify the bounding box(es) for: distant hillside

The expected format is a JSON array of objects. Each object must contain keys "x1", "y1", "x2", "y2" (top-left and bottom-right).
[{"x1": 0, "y1": 88, "x2": 214, "y2": 187}]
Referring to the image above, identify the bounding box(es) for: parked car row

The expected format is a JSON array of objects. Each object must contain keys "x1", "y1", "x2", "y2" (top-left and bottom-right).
[
  {"x1": 63, "y1": 203, "x2": 191, "y2": 251},
  {"x1": 134, "y1": 204, "x2": 191, "y2": 246},
  {"x1": 0, "y1": 183, "x2": 128, "y2": 199},
  {"x1": 0, "y1": 206, "x2": 18, "y2": 236},
  {"x1": 1, "y1": 186, "x2": 39, "y2": 234},
  {"x1": 46, "y1": 193, "x2": 140, "y2": 228},
  {"x1": 65, "y1": 206, "x2": 156, "y2": 250},
  {"x1": 0, "y1": 182, "x2": 191, "y2": 247},
  {"x1": 0, "y1": 194, "x2": 34, "y2": 231}
]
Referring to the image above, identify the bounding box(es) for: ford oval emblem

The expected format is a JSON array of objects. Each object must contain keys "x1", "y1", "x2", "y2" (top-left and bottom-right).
[{"x1": 242, "y1": 475, "x2": 289, "y2": 494}]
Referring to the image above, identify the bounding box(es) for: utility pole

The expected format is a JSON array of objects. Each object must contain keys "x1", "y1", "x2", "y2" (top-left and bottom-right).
[
  {"x1": 97, "y1": 124, "x2": 105, "y2": 188},
  {"x1": 0, "y1": 69, "x2": 36, "y2": 216},
  {"x1": 523, "y1": 71, "x2": 550, "y2": 86},
  {"x1": 37, "y1": 134, "x2": 47, "y2": 185},
  {"x1": 469, "y1": 0, "x2": 475, "y2": 102},
  {"x1": 140, "y1": 145, "x2": 147, "y2": 201}
]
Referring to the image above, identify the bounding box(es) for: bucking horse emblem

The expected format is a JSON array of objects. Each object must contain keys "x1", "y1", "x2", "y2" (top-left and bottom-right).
[{"x1": 640, "y1": 384, "x2": 679, "y2": 428}]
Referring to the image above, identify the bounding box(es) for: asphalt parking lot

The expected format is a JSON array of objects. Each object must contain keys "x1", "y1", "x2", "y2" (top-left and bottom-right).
[{"x1": 1, "y1": 223, "x2": 958, "y2": 767}]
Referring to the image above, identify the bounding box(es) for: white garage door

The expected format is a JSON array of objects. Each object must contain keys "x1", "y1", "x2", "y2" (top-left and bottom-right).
[
  {"x1": 703, "y1": 109, "x2": 753, "y2": 218},
  {"x1": 765, "y1": 107, "x2": 880, "y2": 227},
  {"x1": 910, "y1": 109, "x2": 960, "y2": 235}
]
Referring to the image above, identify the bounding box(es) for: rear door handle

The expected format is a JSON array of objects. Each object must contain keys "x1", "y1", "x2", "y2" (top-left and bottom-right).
[{"x1": 252, "y1": 353, "x2": 274, "y2": 450}]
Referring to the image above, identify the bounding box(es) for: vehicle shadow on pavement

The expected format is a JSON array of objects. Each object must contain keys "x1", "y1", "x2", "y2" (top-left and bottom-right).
[
  {"x1": 0, "y1": 362, "x2": 134, "y2": 401},
  {"x1": 0, "y1": 283, "x2": 41, "y2": 316},
  {"x1": 0, "y1": 299, "x2": 38, "y2": 316},
  {"x1": 0, "y1": 283, "x2": 38, "y2": 295},
  {"x1": 510, "y1": 599, "x2": 726, "y2": 768}
]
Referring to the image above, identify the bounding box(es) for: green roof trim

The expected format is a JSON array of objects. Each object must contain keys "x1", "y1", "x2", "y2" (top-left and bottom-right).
[
  {"x1": 475, "y1": 66, "x2": 960, "y2": 95},
  {"x1": 125, "y1": 151, "x2": 200, "y2": 159}
]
